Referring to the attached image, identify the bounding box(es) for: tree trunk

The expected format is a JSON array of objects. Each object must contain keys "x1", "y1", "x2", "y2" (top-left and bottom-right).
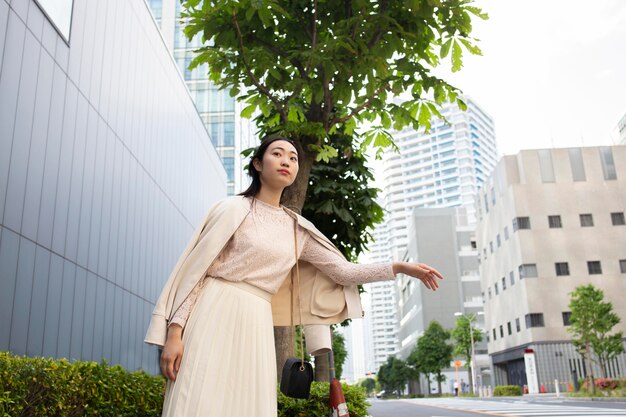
[
  {"x1": 585, "y1": 342, "x2": 594, "y2": 394},
  {"x1": 468, "y1": 367, "x2": 473, "y2": 394},
  {"x1": 274, "y1": 145, "x2": 315, "y2": 381},
  {"x1": 315, "y1": 354, "x2": 330, "y2": 382},
  {"x1": 426, "y1": 375, "x2": 431, "y2": 397},
  {"x1": 437, "y1": 375, "x2": 442, "y2": 395}
]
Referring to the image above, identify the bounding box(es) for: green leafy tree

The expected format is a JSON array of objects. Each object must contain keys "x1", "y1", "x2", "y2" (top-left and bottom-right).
[
  {"x1": 451, "y1": 314, "x2": 483, "y2": 392},
  {"x1": 377, "y1": 356, "x2": 410, "y2": 397},
  {"x1": 568, "y1": 285, "x2": 624, "y2": 384},
  {"x1": 358, "y1": 377, "x2": 377, "y2": 396},
  {"x1": 181, "y1": 0, "x2": 486, "y2": 379},
  {"x1": 410, "y1": 321, "x2": 453, "y2": 394}
]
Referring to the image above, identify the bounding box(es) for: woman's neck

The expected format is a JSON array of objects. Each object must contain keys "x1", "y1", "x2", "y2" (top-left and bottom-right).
[{"x1": 254, "y1": 188, "x2": 282, "y2": 207}]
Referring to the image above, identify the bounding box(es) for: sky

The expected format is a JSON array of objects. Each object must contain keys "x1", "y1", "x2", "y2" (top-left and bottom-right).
[{"x1": 433, "y1": 0, "x2": 626, "y2": 156}]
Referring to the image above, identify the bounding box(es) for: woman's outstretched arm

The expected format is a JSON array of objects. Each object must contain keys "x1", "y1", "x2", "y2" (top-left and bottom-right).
[{"x1": 300, "y1": 235, "x2": 443, "y2": 290}]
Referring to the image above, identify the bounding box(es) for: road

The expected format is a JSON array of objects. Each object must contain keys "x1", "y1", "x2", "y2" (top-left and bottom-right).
[{"x1": 368, "y1": 396, "x2": 626, "y2": 417}]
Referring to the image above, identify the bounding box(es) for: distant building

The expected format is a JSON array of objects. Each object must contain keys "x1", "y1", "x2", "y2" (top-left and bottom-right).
[
  {"x1": 362, "y1": 97, "x2": 497, "y2": 375},
  {"x1": 398, "y1": 207, "x2": 490, "y2": 393},
  {"x1": 616, "y1": 113, "x2": 626, "y2": 145},
  {"x1": 476, "y1": 146, "x2": 626, "y2": 390},
  {"x1": 0, "y1": 0, "x2": 225, "y2": 373},
  {"x1": 147, "y1": 0, "x2": 258, "y2": 194}
]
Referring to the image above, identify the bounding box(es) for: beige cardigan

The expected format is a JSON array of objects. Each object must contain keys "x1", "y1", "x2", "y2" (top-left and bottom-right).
[{"x1": 144, "y1": 196, "x2": 364, "y2": 348}]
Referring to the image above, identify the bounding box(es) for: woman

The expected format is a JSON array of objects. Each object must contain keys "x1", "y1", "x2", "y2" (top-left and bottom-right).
[{"x1": 145, "y1": 136, "x2": 443, "y2": 416}]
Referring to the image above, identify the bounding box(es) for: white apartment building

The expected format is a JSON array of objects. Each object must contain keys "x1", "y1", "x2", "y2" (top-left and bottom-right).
[
  {"x1": 476, "y1": 146, "x2": 626, "y2": 390},
  {"x1": 362, "y1": 97, "x2": 497, "y2": 373},
  {"x1": 617, "y1": 113, "x2": 626, "y2": 145}
]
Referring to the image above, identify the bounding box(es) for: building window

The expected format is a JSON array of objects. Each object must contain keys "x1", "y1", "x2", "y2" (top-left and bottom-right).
[
  {"x1": 504, "y1": 226, "x2": 509, "y2": 240},
  {"x1": 507, "y1": 322, "x2": 512, "y2": 335},
  {"x1": 495, "y1": 282, "x2": 499, "y2": 295},
  {"x1": 562, "y1": 312, "x2": 572, "y2": 326},
  {"x1": 525, "y1": 313, "x2": 545, "y2": 328},
  {"x1": 516, "y1": 318, "x2": 521, "y2": 332},
  {"x1": 587, "y1": 261, "x2": 602, "y2": 275},
  {"x1": 548, "y1": 215, "x2": 562, "y2": 228},
  {"x1": 471, "y1": 240, "x2": 477, "y2": 249},
  {"x1": 34, "y1": 0, "x2": 74, "y2": 42},
  {"x1": 568, "y1": 148, "x2": 586, "y2": 181},
  {"x1": 620, "y1": 260, "x2": 626, "y2": 274},
  {"x1": 519, "y1": 264, "x2": 538, "y2": 278},
  {"x1": 499, "y1": 325, "x2": 504, "y2": 338},
  {"x1": 492, "y1": 328, "x2": 497, "y2": 341},
  {"x1": 513, "y1": 216, "x2": 531, "y2": 231},
  {"x1": 491, "y1": 187, "x2": 496, "y2": 205},
  {"x1": 580, "y1": 214, "x2": 594, "y2": 227},
  {"x1": 488, "y1": 287, "x2": 492, "y2": 299},
  {"x1": 611, "y1": 212, "x2": 625, "y2": 226},
  {"x1": 509, "y1": 271, "x2": 515, "y2": 286},
  {"x1": 555, "y1": 262, "x2": 570, "y2": 276},
  {"x1": 599, "y1": 147, "x2": 617, "y2": 180},
  {"x1": 489, "y1": 241, "x2": 494, "y2": 254},
  {"x1": 502, "y1": 277, "x2": 506, "y2": 290},
  {"x1": 496, "y1": 234, "x2": 501, "y2": 247},
  {"x1": 484, "y1": 194, "x2": 489, "y2": 213}
]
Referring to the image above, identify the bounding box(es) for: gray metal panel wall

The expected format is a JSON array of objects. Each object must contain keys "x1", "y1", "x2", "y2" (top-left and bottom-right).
[{"x1": 0, "y1": 0, "x2": 226, "y2": 373}]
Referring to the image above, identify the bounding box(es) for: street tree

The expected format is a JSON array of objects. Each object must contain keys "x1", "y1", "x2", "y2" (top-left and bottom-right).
[
  {"x1": 181, "y1": 0, "x2": 486, "y2": 379},
  {"x1": 410, "y1": 321, "x2": 453, "y2": 394},
  {"x1": 377, "y1": 356, "x2": 410, "y2": 397},
  {"x1": 451, "y1": 314, "x2": 483, "y2": 392},
  {"x1": 568, "y1": 285, "x2": 624, "y2": 384},
  {"x1": 358, "y1": 377, "x2": 377, "y2": 396}
]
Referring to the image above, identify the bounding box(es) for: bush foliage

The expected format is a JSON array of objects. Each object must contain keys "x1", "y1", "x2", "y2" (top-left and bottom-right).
[
  {"x1": 1, "y1": 352, "x2": 370, "y2": 417},
  {"x1": 493, "y1": 385, "x2": 522, "y2": 396},
  {"x1": 0, "y1": 352, "x2": 164, "y2": 416}
]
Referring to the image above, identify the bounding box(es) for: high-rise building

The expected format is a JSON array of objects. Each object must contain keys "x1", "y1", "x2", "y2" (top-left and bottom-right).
[
  {"x1": 362, "y1": 97, "x2": 497, "y2": 374},
  {"x1": 0, "y1": 0, "x2": 225, "y2": 373},
  {"x1": 616, "y1": 113, "x2": 626, "y2": 145},
  {"x1": 476, "y1": 146, "x2": 626, "y2": 390},
  {"x1": 147, "y1": 0, "x2": 258, "y2": 195}
]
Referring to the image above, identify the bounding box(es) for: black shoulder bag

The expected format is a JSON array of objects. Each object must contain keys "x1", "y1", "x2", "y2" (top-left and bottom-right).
[{"x1": 279, "y1": 219, "x2": 314, "y2": 399}]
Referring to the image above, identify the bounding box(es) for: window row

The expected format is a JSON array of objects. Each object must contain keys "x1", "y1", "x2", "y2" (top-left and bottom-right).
[
  {"x1": 480, "y1": 212, "x2": 625, "y2": 261},
  {"x1": 514, "y1": 212, "x2": 625, "y2": 230},
  {"x1": 489, "y1": 311, "x2": 579, "y2": 342},
  {"x1": 485, "y1": 260, "x2": 626, "y2": 300}
]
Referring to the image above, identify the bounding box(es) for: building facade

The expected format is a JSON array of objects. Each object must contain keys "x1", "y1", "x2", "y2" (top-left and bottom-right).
[
  {"x1": 476, "y1": 146, "x2": 626, "y2": 390},
  {"x1": 147, "y1": 0, "x2": 257, "y2": 195},
  {"x1": 0, "y1": 0, "x2": 225, "y2": 373},
  {"x1": 362, "y1": 97, "x2": 497, "y2": 374}
]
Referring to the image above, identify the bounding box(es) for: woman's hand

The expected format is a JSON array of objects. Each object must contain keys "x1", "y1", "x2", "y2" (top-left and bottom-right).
[
  {"x1": 160, "y1": 325, "x2": 184, "y2": 381},
  {"x1": 392, "y1": 262, "x2": 444, "y2": 290}
]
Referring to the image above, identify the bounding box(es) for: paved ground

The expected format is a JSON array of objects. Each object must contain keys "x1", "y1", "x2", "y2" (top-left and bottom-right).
[{"x1": 368, "y1": 397, "x2": 626, "y2": 417}]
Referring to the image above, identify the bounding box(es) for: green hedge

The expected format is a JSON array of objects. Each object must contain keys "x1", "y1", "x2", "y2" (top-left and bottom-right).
[
  {"x1": 0, "y1": 352, "x2": 369, "y2": 417},
  {"x1": 493, "y1": 385, "x2": 522, "y2": 396}
]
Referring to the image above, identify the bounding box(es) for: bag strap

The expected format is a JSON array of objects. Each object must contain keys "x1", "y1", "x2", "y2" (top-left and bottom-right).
[{"x1": 292, "y1": 218, "x2": 305, "y2": 370}]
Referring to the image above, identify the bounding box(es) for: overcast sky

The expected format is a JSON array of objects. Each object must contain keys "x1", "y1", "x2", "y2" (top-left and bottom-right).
[{"x1": 434, "y1": 0, "x2": 626, "y2": 156}]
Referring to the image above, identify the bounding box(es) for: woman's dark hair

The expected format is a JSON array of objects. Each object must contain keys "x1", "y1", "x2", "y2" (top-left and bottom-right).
[{"x1": 239, "y1": 135, "x2": 300, "y2": 198}]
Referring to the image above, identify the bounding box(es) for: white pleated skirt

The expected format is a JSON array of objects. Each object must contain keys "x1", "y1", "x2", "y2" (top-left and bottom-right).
[{"x1": 161, "y1": 277, "x2": 277, "y2": 417}]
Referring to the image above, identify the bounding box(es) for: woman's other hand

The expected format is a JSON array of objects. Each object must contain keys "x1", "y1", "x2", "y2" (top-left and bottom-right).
[
  {"x1": 392, "y1": 262, "x2": 443, "y2": 290},
  {"x1": 160, "y1": 325, "x2": 184, "y2": 381}
]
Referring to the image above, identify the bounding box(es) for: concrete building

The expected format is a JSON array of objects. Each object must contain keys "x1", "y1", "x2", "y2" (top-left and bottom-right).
[
  {"x1": 361, "y1": 97, "x2": 497, "y2": 375},
  {"x1": 476, "y1": 146, "x2": 626, "y2": 390},
  {"x1": 147, "y1": 0, "x2": 257, "y2": 195},
  {"x1": 616, "y1": 113, "x2": 626, "y2": 145},
  {"x1": 0, "y1": 0, "x2": 225, "y2": 373},
  {"x1": 397, "y1": 207, "x2": 490, "y2": 393}
]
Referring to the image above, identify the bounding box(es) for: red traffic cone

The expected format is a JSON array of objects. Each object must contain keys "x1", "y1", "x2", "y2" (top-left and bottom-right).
[
  {"x1": 540, "y1": 383, "x2": 546, "y2": 393},
  {"x1": 330, "y1": 378, "x2": 349, "y2": 417}
]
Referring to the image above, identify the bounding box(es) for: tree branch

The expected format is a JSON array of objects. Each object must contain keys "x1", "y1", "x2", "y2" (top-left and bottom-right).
[
  {"x1": 331, "y1": 83, "x2": 389, "y2": 126},
  {"x1": 232, "y1": 13, "x2": 288, "y2": 123}
]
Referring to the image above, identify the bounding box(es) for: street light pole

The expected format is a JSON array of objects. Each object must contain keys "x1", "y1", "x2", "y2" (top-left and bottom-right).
[{"x1": 455, "y1": 311, "x2": 483, "y2": 395}]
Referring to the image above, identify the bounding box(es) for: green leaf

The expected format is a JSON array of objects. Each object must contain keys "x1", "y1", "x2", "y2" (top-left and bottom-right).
[
  {"x1": 440, "y1": 38, "x2": 453, "y2": 58},
  {"x1": 245, "y1": 7, "x2": 256, "y2": 21},
  {"x1": 380, "y1": 112, "x2": 392, "y2": 129},
  {"x1": 451, "y1": 40, "x2": 463, "y2": 72},
  {"x1": 241, "y1": 104, "x2": 257, "y2": 119},
  {"x1": 459, "y1": 38, "x2": 483, "y2": 56}
]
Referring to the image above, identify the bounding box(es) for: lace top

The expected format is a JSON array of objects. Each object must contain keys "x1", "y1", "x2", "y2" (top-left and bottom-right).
[{"x1": 169, "y1": 198, "x2": 394, "y2": 327}]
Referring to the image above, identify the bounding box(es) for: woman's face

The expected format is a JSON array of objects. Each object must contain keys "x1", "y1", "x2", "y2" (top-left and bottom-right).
[{"x1": 254, "y1": 140, "x2": 299, "y2": 190}]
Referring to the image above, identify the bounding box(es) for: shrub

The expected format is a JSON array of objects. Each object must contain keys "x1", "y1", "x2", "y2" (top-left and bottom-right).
[
  {"x1": 493, "y1": 385, "x2": 522, "y2": 396},
  {"x1": 0, "y1": 352, "x2": 371, "y2": 417},
  {"x1": 0, "y1": 352, "x2": 165, "y2": 416},
  {"x1": 278, "y1": 382, "x2": 369, "y2": 417}
]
